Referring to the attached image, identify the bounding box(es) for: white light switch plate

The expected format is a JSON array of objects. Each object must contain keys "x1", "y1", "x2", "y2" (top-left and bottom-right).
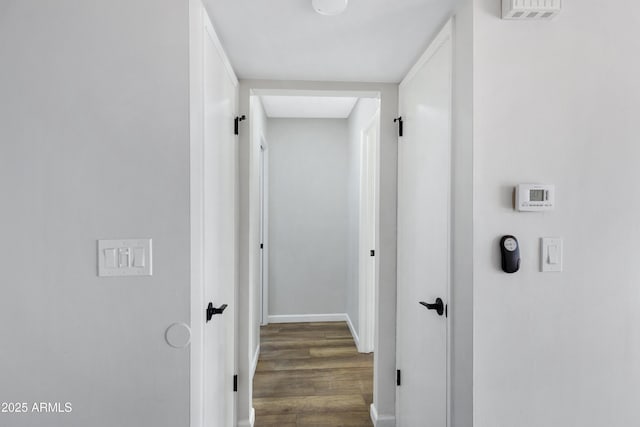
[
  {"x1": 540, "y1": 237, "x2": 562, "y2": 272},
  {"x1": 98, "y1": 239, "x2": 152, "y2": 277}
]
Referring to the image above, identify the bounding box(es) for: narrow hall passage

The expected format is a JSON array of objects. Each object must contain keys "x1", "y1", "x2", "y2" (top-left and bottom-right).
[{"x1": 253, "y1": 322, "x2": 373, "y2": 427}]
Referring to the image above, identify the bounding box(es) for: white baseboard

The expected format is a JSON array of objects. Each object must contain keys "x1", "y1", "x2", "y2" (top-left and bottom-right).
[
  {"x1": 237, "y1": 408, "x2": 255, "y2": 427},
  {"x1": 345, "y1": 313, "x2": 361, "y2": 352},
  {"x1": 251, "y1": 345, "x2": 260, "y2": 379},
  {"x1": 370, "y1": 404, "x2": 396, "y2": 427},
  {"x1": 267, "y1": 313, "x2": 348, "y2": 323}
]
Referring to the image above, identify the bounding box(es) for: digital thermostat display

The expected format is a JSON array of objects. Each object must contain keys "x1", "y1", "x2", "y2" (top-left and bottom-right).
[
  {"x1": 516, "y1": 184, "x2": 555, "y2": 212},
  {"x1": 529, "y1": 189, "x2": 546, "y2": 202}
]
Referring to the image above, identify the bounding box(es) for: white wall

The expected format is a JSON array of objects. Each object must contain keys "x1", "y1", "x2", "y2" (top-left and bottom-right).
[
  {"x1": 346, "y1": 98, "x2": 381, "y2": 335},
  {"x1": 451, "y1": 2, "x2": 474, "y2": 426},
  {"x1": 473, "y1": 1, "x2": 640, "y2": 426},
  {"x1": 267, "y1": 118, "x2": 350, "y2": 317},
  {"x1": 0, "y1": 1, "x2": 191, "y2": 426},
  {"x1": 238, "y1": 80, "x2": 398, "y2": 424}
]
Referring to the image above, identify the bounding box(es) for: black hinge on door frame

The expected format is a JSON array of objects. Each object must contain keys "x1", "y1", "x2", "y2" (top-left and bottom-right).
[
  {"x1": 206, "y1": 302, "x2": 228, "y2": 322},
  {"x1": 234, "y1": 115, "x2": 246, "y2": 135},
  {"x1": 396, "y1": 369, "x2": 401, "y2": 386},
  {"x1": 370, "y1": 249, "x2": 375, "y2": 257},
  {"x1": 260, "y1": 243, "x2": 264, "y2": 249},
  {"x1": 394, "y1": 116, "x2": 403, "y2": 137},
  {"x1": 233, "y1": 374, "x2": 238, "y2": 392}
]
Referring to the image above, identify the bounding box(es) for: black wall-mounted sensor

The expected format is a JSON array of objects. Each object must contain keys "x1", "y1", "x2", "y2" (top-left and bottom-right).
[{"x1": 500, "y1": 235, "x2": 520, "y2": 273}]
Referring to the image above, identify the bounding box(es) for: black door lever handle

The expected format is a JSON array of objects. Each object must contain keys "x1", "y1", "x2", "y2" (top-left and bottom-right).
[
  {"x1": 206, "y1": 302, "x2": 228, "y2": 322},
  {"x1": 419, "y1": 298, "x2": 445, "y2": 316}
]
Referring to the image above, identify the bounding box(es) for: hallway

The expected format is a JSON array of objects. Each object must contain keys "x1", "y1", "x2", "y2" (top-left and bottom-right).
[{"x1": 253, "y1": 322, "x2": 373, "y2": 427}]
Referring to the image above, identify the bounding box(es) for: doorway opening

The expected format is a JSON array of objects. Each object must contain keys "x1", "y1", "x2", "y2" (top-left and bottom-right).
[{"x1": 248, "y1": 89, "x2": 381, "y2": 425}]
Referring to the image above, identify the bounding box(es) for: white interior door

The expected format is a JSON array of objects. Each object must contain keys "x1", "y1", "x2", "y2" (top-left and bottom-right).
[
  {"x1": 396, "y1": 21, "x2": 452, "y2": 427},
  {"x1": 259, "y1": 143, "x2": 267, "y2": 325},
  {"x1": 359, "y1": 113, "x2": 379, "y2": 353},
  {"x1": 203, "y1": 17, "x2": 237, "y2": 427}
]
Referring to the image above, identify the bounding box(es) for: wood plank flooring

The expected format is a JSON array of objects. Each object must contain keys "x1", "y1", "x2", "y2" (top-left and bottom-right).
[{"x1": 253, "y1": 322, "x2": 374, "y2": 427}]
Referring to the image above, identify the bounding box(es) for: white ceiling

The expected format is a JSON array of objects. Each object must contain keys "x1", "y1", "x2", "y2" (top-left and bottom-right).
[
  {"x1": 203, "y1": 0, "x2": 455, "y2": 83},
  {"x1": 261, "y1": 96, "x2": 358, "y2": 118}
]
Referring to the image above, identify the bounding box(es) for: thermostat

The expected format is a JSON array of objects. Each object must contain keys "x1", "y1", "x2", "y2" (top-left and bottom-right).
[
  {"x1": 515, "y1": 184, "x2": 555, "y2": 212},
  {"x1": 502, "y1": 0, "x2": 561, "y2": 20}
]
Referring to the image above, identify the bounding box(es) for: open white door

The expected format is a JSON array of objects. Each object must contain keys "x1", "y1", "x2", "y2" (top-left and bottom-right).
[
  {"x1": 259, "y1": 143, "x2": 268, "y2": 326},
  {"x1": 396, "y1": 21, "x2": 453, "y2": 427},
  {"x1": 203, "y1": 15, "x2": 238, "y2": 427},
  {"x1": 358, "y1": 112, "x2": 379, "y2": 353}
]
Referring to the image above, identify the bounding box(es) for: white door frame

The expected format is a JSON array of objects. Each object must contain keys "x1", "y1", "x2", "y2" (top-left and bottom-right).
[
  {"x1": 251, "y1": 88, "x2": 382, "y2": 331},
  {"x1": 358, "y1": 109, "x2": 380, "y2": 353},
  {"x1": 259, "y1": 138, "x2": 269, "y2": 326}
]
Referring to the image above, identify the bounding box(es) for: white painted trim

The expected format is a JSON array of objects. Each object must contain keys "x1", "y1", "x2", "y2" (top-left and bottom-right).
[
  {"x1": 202, "y1": 8, "x2": 238, "y2": 86},
  {"x1": 252, "y1": 88, "x2": 380, "y2": 99},
  {"x1": 399, "y1": 19, "x2": 453, "y2": 91},
  {"x1": 370, "y1": 404, "x2": 396, "y2": 427},
  {"x1": 259, "y1": 135, "x2": 269, "y2": 326},
  {"x1": 251, "y1": 345, "x2": 260, "y2": 379},
  {"x1": 345, "y1": 313, "x2": 361, "y2": 352},
  {"x1": 446, "y1": 17, "x2": 456, "y2": 427},
  {"x1": 358, "y1": 109, "x2": 380, "y2": 355},
  {"x1": 267, "y1": 313, "x2": 348, "y2": 324},
  {"x1": 237, "y1": 408, "x2": 255, "y2": 427}
]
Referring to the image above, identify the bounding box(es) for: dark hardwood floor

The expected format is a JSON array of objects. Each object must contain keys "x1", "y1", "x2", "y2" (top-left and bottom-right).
[{"x1": 253, "y1": 322, "x2": 374, "y2": 427}]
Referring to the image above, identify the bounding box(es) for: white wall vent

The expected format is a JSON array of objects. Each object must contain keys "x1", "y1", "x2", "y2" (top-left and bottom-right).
[{"x1": 502, "y1": 0, "x2": 561, "y2": 20}]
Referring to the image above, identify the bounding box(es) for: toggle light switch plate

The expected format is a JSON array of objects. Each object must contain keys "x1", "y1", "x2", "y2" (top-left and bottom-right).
[
  {"x1": 98, "y1": 239, "x2": 152, "y2": 277},
  {"x1": 541, "y1": 237, "x2": 562, "y2": 272}
]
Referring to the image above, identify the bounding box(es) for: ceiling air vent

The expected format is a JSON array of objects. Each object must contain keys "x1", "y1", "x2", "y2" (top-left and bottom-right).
[{"x1": 502, "y1": 0, "x2": 561, "y2": 20}]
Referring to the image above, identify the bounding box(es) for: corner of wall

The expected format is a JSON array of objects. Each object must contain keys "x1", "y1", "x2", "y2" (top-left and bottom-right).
[
  {"x1": 346, "y1": 312, "x2": 361, "y2": 352},
  {"x1": 251, "y1": 345, "x2": 260, "y2": 379},
  {"x1": 237, "y1": 408, "x2": 256, "y2": 427},
  {"x1": 370, "y1": 403, "x2": 396, "y2": 427}
]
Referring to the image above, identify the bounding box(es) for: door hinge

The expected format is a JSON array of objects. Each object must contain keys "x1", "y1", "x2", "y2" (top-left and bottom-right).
[
  {"x1": 396, "y1": 369, "x2": 401, "y2": 386},
  {"x1": 206, "y1": 302, "x2": 228, "y2": 322},
  {"x1": 370, "y1": 249, "x2": 375, "y2": 257},
  {"x1": 260, "y1": 243, "x2": 264, "y2": 249},
  {"x1": 234, "y1": 115, "x2": 246, "y2": 135},
  {"x1": 233, "y1": 374, "x2": 238, "y2": 392},
  {"x1": 394, "y1": 116, "x2": 403, "y2": 137}
]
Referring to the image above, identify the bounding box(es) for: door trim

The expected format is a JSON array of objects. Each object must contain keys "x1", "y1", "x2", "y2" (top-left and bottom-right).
[
  {"x1": 400, "y1": 20, "x2": 453, "y2": 91},
  {"x1": 358, "y1": 109, "x2": 380, "y2": 353},
  {"x1": 259, "y1": 139, "x2": 269, "y2": 326}
]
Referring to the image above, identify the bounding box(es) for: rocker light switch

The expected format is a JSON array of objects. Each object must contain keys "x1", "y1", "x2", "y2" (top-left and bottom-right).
[
  {"x1": 541, "y1": 237, "x2": 562, "y2": 272},
  {"x1": 133, "y1": 247, "x2": 145, "y2": 268},
  {"x1": 548, "y1": 245, "x2": 559, "y2": 264},
  {"x1": 104, "y1": 249, "x2": 117, "y2": 268},
  {"x1": 98, "y1": 239, "x2": 152, "y2": 277}
]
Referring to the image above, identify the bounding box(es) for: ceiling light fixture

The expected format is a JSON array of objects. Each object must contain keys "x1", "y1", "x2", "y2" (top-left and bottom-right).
[{"x1": 312, "y1": 0, "x2": 348, "y2": 16}]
